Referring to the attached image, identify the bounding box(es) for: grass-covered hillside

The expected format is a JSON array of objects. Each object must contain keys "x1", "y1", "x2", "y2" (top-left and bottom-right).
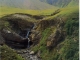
[
  {"x1": 0, "y1": 2, "x2": 79, "y2": 60},
  {"x1": 31, "y1": 6, "x2": 79, "y2": 60},
  {"x1": 0, "y1": 45, "x2": 24, "y2": 60},
  {"x1": 0, "y1": 6, "x2": 58, "y2": 17}
]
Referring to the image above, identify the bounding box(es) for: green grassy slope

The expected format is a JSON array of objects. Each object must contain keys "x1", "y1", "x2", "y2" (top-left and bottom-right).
[
  {"x1": 0, "y1": 7, "x2": 39, "y2": 17},
  {"x1": 44, "y1": 6, "x2": 78, "y2": 20},
  {"x1": 0, "y1": 45, "x2": 24, "y2": 60},
  {"x1": 67, "y1": 0, "x2": 79, "y2": 7},
  {"x1": 0, "y1": 6, "x2": 58, "y2": 17},
  {"x1": 31, "y1": 6, "x2": 79, "y2": 60},
  {"x1": 0, "y1": 2, "x2": 79, "y2": 60}
]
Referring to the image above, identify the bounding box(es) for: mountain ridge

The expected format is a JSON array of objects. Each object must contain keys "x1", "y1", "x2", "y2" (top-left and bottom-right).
[
  {"x1": 0, "y1": 0, "x2": 56, "y2": 10},
  {"x1": 0, "y1": 0, "x2": 78, "y2": 10},
  {"x1": 39, "y1": 0, "x2": 79, "y2": 7}
]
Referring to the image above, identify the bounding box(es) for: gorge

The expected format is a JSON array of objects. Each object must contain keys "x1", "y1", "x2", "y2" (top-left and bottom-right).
[
  {"x1": 0, "y1": 13, "x2": 42, "y2": 60},
  {"x1": 0, "y1": 4, "x2": 79, "y2": 60}
]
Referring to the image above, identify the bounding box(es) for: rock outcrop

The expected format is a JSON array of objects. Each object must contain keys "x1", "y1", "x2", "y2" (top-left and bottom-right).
[
  {"x1": 30, "y1": 30, "x2": 41, "y2": 45},
  {"x1": 0, "y1": 32, "x2": 5, "y2": 45},
  {"x1": 46, "y1": 29, "x2": 64, "y2": 49},
  {"x1": 1, "y1": 29, "x2": 27, "y2": 43},
  {"x1": 37, "y1": 20, "x2": 55, "y2": 30},
  {"x1": 1, "y1": 29, "x2": 32, "y2": 48}
]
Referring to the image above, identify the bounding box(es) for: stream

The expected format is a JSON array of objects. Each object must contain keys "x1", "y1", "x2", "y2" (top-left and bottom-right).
[
  {"x1": 15, "y1": 49, "x2": 41, "y2": 60},
  {"x1": 15, "y1": 26, "x2": 41, "y2": 60},
  {"x1": 3, "y1": 24, "x2": 41, "y2": 60}
]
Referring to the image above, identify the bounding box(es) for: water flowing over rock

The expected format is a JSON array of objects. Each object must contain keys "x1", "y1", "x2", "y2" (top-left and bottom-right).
[
  {"x1": 1, "y1": 29, "x2": 33, "y2": 48},
  {"x1": 0, "y1": 13, "x2": 43, "y2": 60}
]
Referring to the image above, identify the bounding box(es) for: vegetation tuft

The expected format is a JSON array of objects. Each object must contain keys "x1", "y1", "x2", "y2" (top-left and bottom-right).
[{"x1": 0, "y1": 45, "x2": 24, "y2": 60}]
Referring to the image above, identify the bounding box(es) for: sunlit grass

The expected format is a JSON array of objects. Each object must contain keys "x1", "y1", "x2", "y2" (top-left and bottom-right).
[
  {"x1": 0, "y1": 6, "x2": 39, "y2": 17},
  {"x1": 38, "y1": 9, "x2": 57, "y2": 15},
  {"x1": 44, "y1": 6, "x2": 78, "y2": 20},
  {"x1": 0, "y1": 6, "x2": 57, "y2": 17}
]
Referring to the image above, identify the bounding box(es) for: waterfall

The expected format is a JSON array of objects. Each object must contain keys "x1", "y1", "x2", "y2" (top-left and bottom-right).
[
  {"x1": 26, "y1": 30, "x2": 30, "y2": 38},
  {"x1": 25, "y1": 29, "x2": 31, "y2": 48},
  {"x1": 27, "y1": 38, "x2": 30, "y2": 48},
  {"x1": 25, "y1": 25, "x2": 34, "y2": 48}
]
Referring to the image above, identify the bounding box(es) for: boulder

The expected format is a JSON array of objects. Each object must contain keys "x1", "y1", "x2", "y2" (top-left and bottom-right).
[
  {"x1": 1, "y1": 29, "x2": 28, "y2": 43},
  {"x1": 29, "y1": 51, "x2": 35, "y2": 55},
  {"x1": 2, "y1": 29, "x2": 23, "y2": 42}
]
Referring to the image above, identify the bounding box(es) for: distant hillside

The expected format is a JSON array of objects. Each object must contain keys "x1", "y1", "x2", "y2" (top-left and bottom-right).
[
  {"x1": 67, "y1": 0, "x2": 79, "y2": 7},
  {"x1": 0, "y1": 0, "x2": 56, "y2": 10},
  {"x1": 0, "y1": 0, "x2": 78, "y2": 9},
  {"x1": 39, "y1": 0, "x2": 79, "y2": 7}
]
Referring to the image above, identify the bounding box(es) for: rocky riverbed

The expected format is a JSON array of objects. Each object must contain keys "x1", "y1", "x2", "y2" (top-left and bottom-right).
[{"x1": 15, "y1": 48, "x2": 41, "y2": 60}]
